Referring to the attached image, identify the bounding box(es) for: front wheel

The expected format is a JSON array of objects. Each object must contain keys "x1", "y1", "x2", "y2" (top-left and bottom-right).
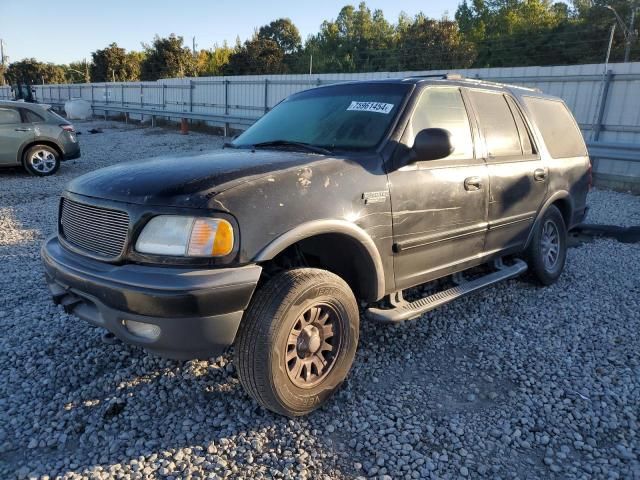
[
  {"x1": 526, "y1": 205, "x2": 567, "y2": 285},
  {"x1": 235, "y1": 268, "x2": 359, "y2": 417},
  {"x1": 24, "y1": 145, "x2": 60, "y2": 176}
]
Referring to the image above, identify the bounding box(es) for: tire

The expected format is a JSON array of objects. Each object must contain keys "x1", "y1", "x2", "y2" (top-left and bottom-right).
[
  {"x1": 23, "y1": 145, "x2": 60, "y2": 176},
  {"x1": 526, "y1": 205, "x2": 567, "y2": 285},
  {"x1": 235, "y1": 268, "x2": 359, "y2": 417}
]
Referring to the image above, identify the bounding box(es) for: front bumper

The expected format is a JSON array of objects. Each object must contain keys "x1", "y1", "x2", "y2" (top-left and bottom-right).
[{"x1": 41, "y1": 236, "x2": 261, "y2": 360}]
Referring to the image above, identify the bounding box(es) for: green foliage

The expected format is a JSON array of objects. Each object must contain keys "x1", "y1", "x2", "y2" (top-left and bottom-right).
[
  {"x1": 140, "y1": 35, "x2": 197, "y2": 81},
  {"x1": 8, "y1": 0, "x2": 639, "y2": 83},
  {"x1": 91, "y1": 43, "x2": 142, "y2": 82},
  {"x1": 306, "y1": 3, "x2": 396, "y2": 72},
  {"x1": 224, "y1": 37, "x2": 285, "y2": 75},
  {"x1": 258, "y1": 18, "x2": 302, "y2": 54},
  {"x1": 65, "y1": 61, "x2": 91, "y2": 83},
  {"x1": 5, "y1": 58, "x2": 66, "y2": 85},
  {"x1": 455, "y1": 0, "x2": 635, "y2": 67},
  {"x1": 196, "y1": 42, "x2": 235, "y2": 76}
]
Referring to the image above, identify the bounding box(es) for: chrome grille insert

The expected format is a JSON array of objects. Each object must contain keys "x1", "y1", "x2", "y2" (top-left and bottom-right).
[{"x1": 60, "y1": 198, "x2": 129, "y2": 258}]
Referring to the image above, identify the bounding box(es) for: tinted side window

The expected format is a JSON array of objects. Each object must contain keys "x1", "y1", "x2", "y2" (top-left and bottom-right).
[
  {"x1": 469, "y1": 90, "x2": 522, "y2": 158},
  {"x1": 22, "y1": 109, "x2": 44, "y2": 123},
  {"x1": 523, "y1": 97, "x2": 587, "y2": 158},
  {"x1": 0, "y1": 108, "x2": 21, "y2": 125},
  {"x1": 410, "y1": 87, "x2": 474, "y2": 160}
]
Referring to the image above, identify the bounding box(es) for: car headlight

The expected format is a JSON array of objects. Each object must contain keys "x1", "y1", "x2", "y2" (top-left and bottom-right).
[{"x1": 135, "y1": 216, "x2": 234, "y2": 257}]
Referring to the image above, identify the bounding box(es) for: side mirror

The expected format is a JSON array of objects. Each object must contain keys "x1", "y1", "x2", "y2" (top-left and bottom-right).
[{"x1": 410, "y1": 128, "x2": 454, "y2": 162}]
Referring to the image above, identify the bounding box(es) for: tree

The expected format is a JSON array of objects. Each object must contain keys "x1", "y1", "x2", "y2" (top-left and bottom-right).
[
  {"x1": 91, "y1": 43, "x2": 142, "y2": 82},
  {"x1": 5, "y1": 59, "x2": 66, "y2": 85},
  {"x1": 396, "y1": 15, "x2": 477, "y2": 70},
  {"x1": 196, "y1": 42, "x2": 235, "y2": 76},
  {"x1": 141, "y1": 34, "x2": 197, "y2": 81},
  {"x1": 453, "y1": 0, "x2": 624, "y2": 67},
  {"x1": 306, "y1": 2, "x2": 396, "y2": 72},
  {"x1": 224, "y1": 37, "x2": 285, "y2": 75},
  {"x1": 65, "y1": 60, "x2": 91, "y2": 83},
  {"x1": 257, "y1": 18, "x2": 302, "y2": 54}
]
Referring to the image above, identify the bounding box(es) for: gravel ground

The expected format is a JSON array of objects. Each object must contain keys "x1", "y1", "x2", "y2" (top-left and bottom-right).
[{"x1": 1, "y1": 120, "x2": 639, "y2": 479}]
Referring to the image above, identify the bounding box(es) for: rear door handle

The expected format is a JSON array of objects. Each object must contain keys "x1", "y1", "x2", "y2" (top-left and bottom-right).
[
  {"x1": 534, "y1": 168, "x2": 548, "y2": 181},
  {"x1": 464, "y1": 176, "x2": 483, "y2": 191},
  {"x1": 14, "y1": 127, "x2": 32, "y2": 132}
]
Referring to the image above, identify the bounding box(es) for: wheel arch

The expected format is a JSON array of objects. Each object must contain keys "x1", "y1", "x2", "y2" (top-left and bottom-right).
[
  {"x1": 525, "y1": 191, "x2": 573, "y2": 249},
  {"x1": 19, "y1": 139, "x2": 64, "y2": 165},
  {"x1": 254, "y1": 220, "x2": 385, "y2": 302}
]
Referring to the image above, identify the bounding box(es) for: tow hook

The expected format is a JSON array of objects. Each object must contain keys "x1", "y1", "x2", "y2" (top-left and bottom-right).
[{"x1": 101, "y1": 331, "x2": 120, "y2": 345}]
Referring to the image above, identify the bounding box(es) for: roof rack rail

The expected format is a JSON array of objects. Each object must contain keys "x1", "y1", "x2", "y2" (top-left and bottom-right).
[
  {"x1": 461, "y1": 77, "x2": 541, "y2": 92},
  {"x1": 408, "y1": 73, "x2": 464, "y2": 80},
  {"x1": 404, "y1": 73, "x2": 541, "y2": 92}
]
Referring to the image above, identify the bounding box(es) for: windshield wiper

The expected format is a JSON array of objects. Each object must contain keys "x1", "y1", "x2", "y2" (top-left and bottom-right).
[{"x1": 251, "y1": 140, "x2": 332, "y2": 155}]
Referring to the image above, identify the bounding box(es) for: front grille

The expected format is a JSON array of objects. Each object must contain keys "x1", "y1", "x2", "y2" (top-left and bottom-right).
[{"x1": 60, "y1": 198, "x2": 129, "y2": 258}]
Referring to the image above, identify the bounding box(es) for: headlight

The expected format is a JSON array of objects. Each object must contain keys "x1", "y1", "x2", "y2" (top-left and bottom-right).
[{"x1": 135, "y1": 216, "x2": 234, "y2": 257}]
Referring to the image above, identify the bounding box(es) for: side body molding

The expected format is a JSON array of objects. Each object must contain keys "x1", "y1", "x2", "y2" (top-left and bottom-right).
[{"x1": 254, "y1": 219, "x2": 386, "y2": 301}]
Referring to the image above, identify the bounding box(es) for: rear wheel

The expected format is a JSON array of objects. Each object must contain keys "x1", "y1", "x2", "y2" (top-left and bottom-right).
[
  {"x1": 24, "y1": 145, "x2": 60, "y2": 176},
  {"x1": 526, "y1": 205, "x2": 567, "y2": 285},
  {"x1": 235, "y1": 268, "x2": 359, "y2": 417}
]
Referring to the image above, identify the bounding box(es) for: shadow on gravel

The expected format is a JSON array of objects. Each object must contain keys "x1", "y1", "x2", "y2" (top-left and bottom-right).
[
  {"x1": 2, "y1": 324, "x2": 349, "y2": 478},
  {"x1": 571, "y1": 223, "x2": 640, "y2": 244}
]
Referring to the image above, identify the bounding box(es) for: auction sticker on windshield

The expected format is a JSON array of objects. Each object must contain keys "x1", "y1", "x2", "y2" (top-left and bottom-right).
[{"x1": 347, "y1": 101, "x2": 394, "y2": 114}]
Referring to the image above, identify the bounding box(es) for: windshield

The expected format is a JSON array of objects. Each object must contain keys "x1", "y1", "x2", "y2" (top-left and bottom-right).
[{"x1": 232, "y1": 83, "x2": 411, "y2": 151}]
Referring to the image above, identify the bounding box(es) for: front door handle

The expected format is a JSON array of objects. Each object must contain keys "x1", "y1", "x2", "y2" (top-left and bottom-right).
[
  {"x1": 533, "y1": 168, "x2": 548, "y2": 181},
  {"x1": 14, "y1": 127, "x2": 32, "y2": 132},
  {"x1": 464, "y1": 176, "x2": 483, "y2": 191}
]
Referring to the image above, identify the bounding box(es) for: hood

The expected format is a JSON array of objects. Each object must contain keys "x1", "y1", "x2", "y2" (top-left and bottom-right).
[{"x1": 66, "y1": 149, "x2": 324, "y2": 208}]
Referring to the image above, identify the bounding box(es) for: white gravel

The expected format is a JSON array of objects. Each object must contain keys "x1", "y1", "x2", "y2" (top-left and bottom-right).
[{"x1": 1, "y1": 120, "x2": 639, "y2": 479}]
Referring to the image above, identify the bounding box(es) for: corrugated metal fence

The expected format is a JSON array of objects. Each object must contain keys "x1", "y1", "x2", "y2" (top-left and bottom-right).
[{"x1": 1, "y1": 62, "x2": 639, "y2": 190}]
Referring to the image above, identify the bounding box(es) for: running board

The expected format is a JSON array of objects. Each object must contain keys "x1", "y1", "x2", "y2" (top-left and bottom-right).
[{"x1": 366, "y1": 259, "x2": 528, "y2": 323}]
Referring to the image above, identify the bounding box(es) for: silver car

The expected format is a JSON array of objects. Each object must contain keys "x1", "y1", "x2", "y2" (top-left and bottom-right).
[{"x1": 0, "y1": 101, "x2": 81, "y2": 176}]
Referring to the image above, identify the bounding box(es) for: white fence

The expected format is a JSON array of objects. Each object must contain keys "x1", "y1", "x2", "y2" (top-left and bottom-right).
[{"x1": 1, "y1": 62, "x2": 639, "y2": 190}]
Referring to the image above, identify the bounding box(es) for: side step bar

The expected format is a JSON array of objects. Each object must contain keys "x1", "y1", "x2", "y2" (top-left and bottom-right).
[{"x1": 366, "y1": 259, "x2": 528, "y2": 323}]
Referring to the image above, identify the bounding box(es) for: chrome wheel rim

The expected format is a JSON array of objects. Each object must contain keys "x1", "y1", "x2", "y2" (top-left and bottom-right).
[
  {"x1": 541, "y1": 219, "x2": 560, "y2": 271},
  {"x1": 285, "y1": 304, "x2": 341, "y2": 388},
  {"x1": 30, "y1": 149, "x2": 57, "y2": 173}
]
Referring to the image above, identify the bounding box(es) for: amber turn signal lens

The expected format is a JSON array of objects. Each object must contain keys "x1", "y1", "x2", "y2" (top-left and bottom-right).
[{"x1": 187, "y1": 218, "x2": 234, "y2": 257}]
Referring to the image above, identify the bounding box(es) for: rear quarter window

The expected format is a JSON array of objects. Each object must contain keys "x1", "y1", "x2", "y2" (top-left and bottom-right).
[
  {"x1": 523, "y1": 97, "x2": 587, "y2": 158},
  {"x1": 22, "y1": 109, "x2": 45, "y2": 123}
]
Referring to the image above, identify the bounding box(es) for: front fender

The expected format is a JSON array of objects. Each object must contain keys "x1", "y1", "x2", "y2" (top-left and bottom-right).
[{"x1": 254, "y1": 219, "x2": 386, "y2": 301}]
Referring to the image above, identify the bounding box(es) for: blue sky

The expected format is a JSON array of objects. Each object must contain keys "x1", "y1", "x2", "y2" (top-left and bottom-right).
[{"x1": 0, "y1": 0, "x2": 463, "y2": 64}]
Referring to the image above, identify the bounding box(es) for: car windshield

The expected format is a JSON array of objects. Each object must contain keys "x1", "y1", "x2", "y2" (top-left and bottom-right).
[{"x1": 232, "y1": 83, "x2": 411, "y2": 151}]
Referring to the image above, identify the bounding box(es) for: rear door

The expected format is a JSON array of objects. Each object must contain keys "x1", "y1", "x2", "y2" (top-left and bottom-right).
[
  {"x1": 0, "y1": 107, "x2": 33, "y2": 165},
  {"x1": 388, "y1": 86, "x2": 489, "y2": 290},
  {"x1": 466, "y1": 89, "x2": 547, "y2": 255}
]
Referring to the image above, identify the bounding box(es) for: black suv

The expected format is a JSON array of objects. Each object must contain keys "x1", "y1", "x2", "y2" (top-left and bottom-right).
[{"x1": 42, "y1": 75, "x2": 590, "y2": 416}]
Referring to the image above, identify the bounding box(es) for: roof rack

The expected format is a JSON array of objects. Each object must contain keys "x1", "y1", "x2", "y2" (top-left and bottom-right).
[
  {"x1": 460, "y1": 77, "x2": 541, "y2": 92},
  {"x1": 407, "y1": 73, "x2": 541, "y2": 93},
  {"x1": 409, "y1": 73, "x2": 464, "y2": 80}
]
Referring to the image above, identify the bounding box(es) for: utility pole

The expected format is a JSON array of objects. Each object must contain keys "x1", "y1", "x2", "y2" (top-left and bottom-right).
[
  {"x1": 0, "y1": 39, "x2": 6, "y2": 86},
  {"x1": 192, "y1": 37, "x2": 197, "y2": 56},
  {"x1": 625, "y1": 6, "x2": 637, "y2": 62},
  {"x1": 604, "y1": 4, "x2": 638, "y2": 63}
]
